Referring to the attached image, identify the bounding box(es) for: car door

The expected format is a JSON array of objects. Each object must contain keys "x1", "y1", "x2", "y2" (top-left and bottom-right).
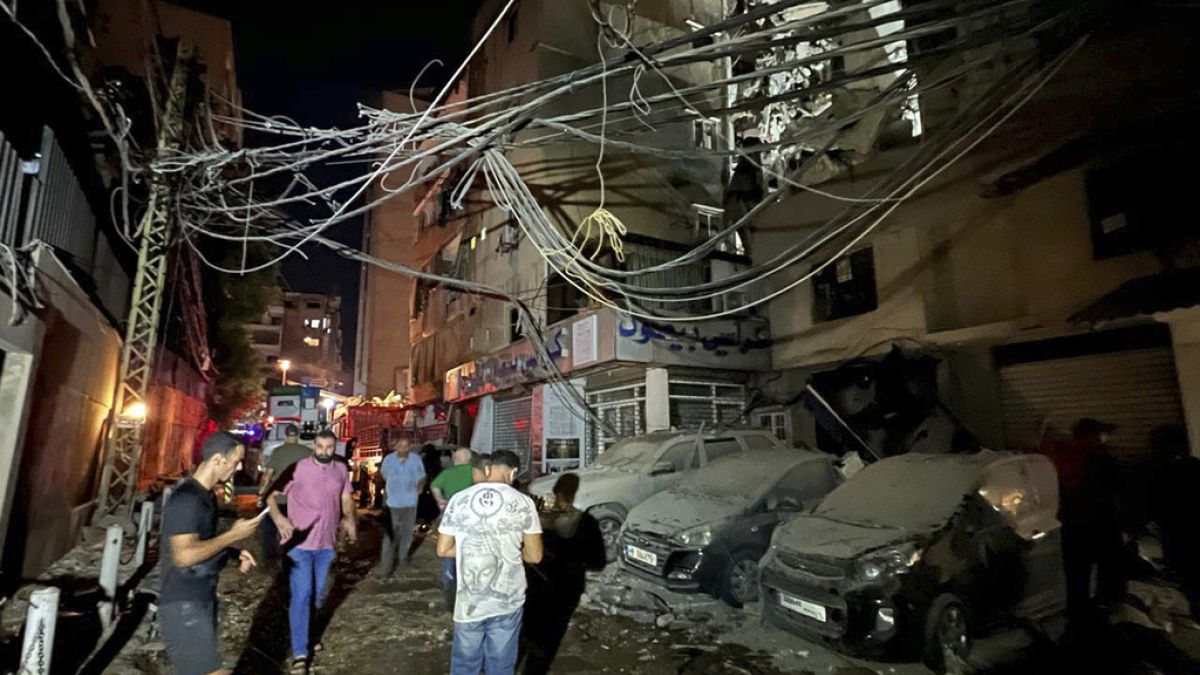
[
  {"x1": 649, "y1": 438, "x2": 700, "y2": 494},
  {"x1": 700, "y1": 437, "x2": 741, "y2": 466}
]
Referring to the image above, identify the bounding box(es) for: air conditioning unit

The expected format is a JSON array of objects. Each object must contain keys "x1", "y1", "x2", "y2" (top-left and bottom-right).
[{"x1": 709, "y1": 258, "x2": 751, "y2": 315}]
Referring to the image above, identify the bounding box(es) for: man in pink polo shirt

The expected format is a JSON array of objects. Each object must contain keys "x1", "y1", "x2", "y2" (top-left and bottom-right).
[{"x1": 267, "y1": 429, "x2": 357, "y2": 672}]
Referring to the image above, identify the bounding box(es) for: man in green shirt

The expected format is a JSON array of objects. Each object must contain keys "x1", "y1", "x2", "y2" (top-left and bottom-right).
[
  {"x1": 258, "y1": 424, "x2": 311, "y2": 564},
  {"x1": 433, "y1": 448, "x2": 474, "y2": 611},
  {"x1": 431, "y1": 448, "x2": 475, "y2": 509}
]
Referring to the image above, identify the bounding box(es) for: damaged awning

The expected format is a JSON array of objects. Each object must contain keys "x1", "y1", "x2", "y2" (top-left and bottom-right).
[{"x1": 1069, "y1": 267, "x2": 1200, "y2": 325}]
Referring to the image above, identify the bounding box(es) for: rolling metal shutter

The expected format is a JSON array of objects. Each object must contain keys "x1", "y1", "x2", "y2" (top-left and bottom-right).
[
  {"x1": 586, "y1": 383, "x2": 646, "y2": 464},
  {"x1": 493, "y1": 397, "x2": 533, "y2": 469},
  {"x1": 999, "y1": 347, "x2": 1183, "y2": 462},
  {"x1": 669, "y1": 379, "x2": 746, "y2": 430}
]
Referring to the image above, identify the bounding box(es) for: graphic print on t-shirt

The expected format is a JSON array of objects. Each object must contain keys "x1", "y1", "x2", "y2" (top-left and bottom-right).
[{"x1": 439, "y1": 483, "x2": 541, "y2": 623}]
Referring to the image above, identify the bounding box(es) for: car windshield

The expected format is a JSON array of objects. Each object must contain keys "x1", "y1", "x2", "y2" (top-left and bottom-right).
[
  {"x1": 677, "y1": 457, "x2": 777, "y2": 501},
  {"x1": 814, "y1": 456, "x2": 985, "y2": 531},
  {"x1": 593, "y1": 439, "x2": 661, "y2": 471}
]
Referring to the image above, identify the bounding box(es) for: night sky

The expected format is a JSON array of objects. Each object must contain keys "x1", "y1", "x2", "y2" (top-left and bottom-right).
[{"x1": 218, "y1": 0, "x2": 476, "y2": 370}]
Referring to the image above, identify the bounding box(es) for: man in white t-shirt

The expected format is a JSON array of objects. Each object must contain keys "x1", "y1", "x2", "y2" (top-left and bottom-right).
[{"x1": 437, "y1": 450, "x2": 543, "y2": 674}]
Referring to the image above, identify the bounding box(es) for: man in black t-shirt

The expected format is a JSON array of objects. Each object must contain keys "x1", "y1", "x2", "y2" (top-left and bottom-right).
[{"x1": 160, "y1": 432, "x2": 263, "y2": 675}]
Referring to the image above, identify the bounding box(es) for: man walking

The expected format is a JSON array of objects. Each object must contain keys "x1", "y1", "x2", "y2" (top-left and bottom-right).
[
  {"x1": 375, "y1": 436, "x2": 425, "y2": 576},
  {"x1": 267, "y1": 430, "x2": 357, "y2": 673},
  {"x1": 438, "y1": 451, "x2": 543, "y2": 675},
  {"x1": 432, "y1": 448, "x2": 475, "y2": 609},
  {"x1": 258, "y1": 424, "x2": 310, "y2": 563},
  {"x1": 160, "y1": 432, "x2": 262, "y2": 675}
]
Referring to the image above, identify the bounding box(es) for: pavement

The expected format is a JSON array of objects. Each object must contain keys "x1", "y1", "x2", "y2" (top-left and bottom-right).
[{"x1": 6, "y1": 503, "x2": 1200, "y2": 674}]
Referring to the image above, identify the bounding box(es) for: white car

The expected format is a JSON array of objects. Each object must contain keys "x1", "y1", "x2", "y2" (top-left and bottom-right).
[{"x1": 529, "y1": 428, "x2": 797, "y2": 560}]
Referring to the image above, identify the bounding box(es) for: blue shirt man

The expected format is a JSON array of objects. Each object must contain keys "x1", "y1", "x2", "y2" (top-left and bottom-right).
[{"x1": 375, "y1": 437, "x2": 426, "y2": 575}]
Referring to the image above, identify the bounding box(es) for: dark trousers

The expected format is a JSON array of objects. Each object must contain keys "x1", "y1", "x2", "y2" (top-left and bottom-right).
[
  {"x1": 376, "y1": 506, "x2": 417, "y2": 575},
  {"x1": 519, "y1": 574, "x2": 584, "y2": 675},
  {"x1": 1062, "y1": 520, "x2": 1125, "y2": 616}
]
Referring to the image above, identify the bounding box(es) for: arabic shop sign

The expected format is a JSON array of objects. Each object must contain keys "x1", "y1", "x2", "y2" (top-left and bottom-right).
[
  {"x1": 615, "y1": 316, "x2": 772, "y2": 370},
  {"x1": 445, "y1": 327, "x2": 570, "y2": 402}
]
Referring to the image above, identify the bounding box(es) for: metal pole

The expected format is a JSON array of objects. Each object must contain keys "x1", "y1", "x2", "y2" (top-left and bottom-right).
[
  {"x1": 94, "y1": 41, "x2": 193, "y2": 527},
  {"x1": 134, "y1": 500, "x2": 154, "y2": 567},
  {"x1": 804, "y1": 384, "x2": 881, "y2": 461},
  {"x1": 18, "y1": 587, "x2": 59, "y2": 675},
  {"x1": 98, "y1": 524, "x2": 123, "y2": 630}
]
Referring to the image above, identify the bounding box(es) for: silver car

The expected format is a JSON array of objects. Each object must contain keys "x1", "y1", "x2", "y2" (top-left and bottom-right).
[{"x1": 529, "y1": 428, "x2": 795, "y2": 560}]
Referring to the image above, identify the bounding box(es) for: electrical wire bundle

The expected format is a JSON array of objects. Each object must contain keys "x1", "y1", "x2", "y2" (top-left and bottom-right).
[{"x1": 2, "y1": 0, "x2": 1103, "y2": 433}]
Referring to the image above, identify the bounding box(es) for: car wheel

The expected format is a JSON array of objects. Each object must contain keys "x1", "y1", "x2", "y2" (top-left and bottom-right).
[
  {"x1": 721, "y1": 550, "x2": 763, "y2": 608},
  {"x1": 922, "y1": 593, "x2": 972, "y2": 673},
  {"x1": 591, "y1": 509, "x2": 624, "y2": 562}
]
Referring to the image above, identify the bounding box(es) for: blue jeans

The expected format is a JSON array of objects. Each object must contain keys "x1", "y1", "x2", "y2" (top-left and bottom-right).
[
  {"x1": 451, "y1": 607, "x2": 523, "y2": 675},
  {"x1": 288, "y1": 547, "x2": 335, "y2": 658}
]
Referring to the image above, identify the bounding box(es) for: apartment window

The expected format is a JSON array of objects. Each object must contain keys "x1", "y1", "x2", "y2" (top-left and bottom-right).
[
  {"x1": 269, "y1": 316, "x2": 282, "y2": 326},
  {"x1": 266, "y1": 355, "x2": 279, "y2": 364},
  {"x1": 510, "y1": 307, "x2": 526, "y2": 343},
  {"x1": 693, "y1": 117, "x2": 720, "y2": 151},
  {"x1": 813, "y1": 248, "x2": 878, "y2": 322},
  {"x1": 284, "y1": 300, "x2": 296, "y2": 309},
  {"x1": 306, "y1": 301, "x2": 321, "y2": 309},
  {"x1": 756, "y1": 410, "x2": 790, "y2": 442},
  {"x1": 304, "y1": 318, "x2": 322, "y2": 329},
  {"x1": 694, "y1": 205, "x2": 745, "y2": 256},
  {"x1": 251, "y1": 331, "x2": 278, "y2": 345},
  {"x1": 1086, "y1": 164, "x2": 1154, "y2": 260},
  {"x1": 303, "y1": 336, "x2": 321, "y2": 347}
]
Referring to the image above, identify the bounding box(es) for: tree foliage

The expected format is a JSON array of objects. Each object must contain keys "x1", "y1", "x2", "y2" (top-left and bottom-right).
[{"x1": 207, "y1": 257, "x2": 279, "y2": 425}]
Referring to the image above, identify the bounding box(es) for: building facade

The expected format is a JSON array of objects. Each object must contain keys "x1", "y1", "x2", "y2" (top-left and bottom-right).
[
  {"x1": 272, "y1": 291, "x2": 348, "y2": 393},
  {"x1": 749, "y1": 8, "x2": 1200, "y2": 459},
  {"x1": 356, "y1": 0, "x2": 770, "y2": 471}
]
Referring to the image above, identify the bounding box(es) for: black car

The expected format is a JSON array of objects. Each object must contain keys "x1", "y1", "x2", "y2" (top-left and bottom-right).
[
  {"x1": 759, "y1": 451, "x2": 1066, "y2": 672},
  {"x1": 619, "y1": 449, "x2": 841, "y2": 607}
]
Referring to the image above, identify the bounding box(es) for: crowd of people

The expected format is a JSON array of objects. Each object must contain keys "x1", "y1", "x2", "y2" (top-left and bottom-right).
[
  {"x1": 1038, "y1": 418, "x2": 1200, "y2": 624},
  {"x1": 156, "y1": 431, "x2": 604, "y2": 675}
]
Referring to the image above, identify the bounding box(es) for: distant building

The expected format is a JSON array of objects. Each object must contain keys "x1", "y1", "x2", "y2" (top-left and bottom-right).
[{"x1": 255, "y1": 291, "x2": 349, "y2": 394}]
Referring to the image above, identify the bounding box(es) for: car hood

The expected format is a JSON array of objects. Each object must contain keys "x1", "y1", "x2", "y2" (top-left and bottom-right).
[
  {"x1": 625, "y1": 490, "x2": 746, "y2": 538},
  {"x1": 773, "y1": 514, "x2": 914, "y2": 561},
  {"x1": 529, "y1": 467, "x2": 636, "y2": 500}
]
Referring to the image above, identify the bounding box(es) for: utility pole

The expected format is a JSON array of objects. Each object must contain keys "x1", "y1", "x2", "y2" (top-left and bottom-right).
[{"x1": 93, "y1": 42, "x2": 193, "y2": 528}]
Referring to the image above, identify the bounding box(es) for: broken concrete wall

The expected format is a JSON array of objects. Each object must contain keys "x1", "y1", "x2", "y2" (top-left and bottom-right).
[{"x1": 4, "y1": 248, "x2": 120, "y2": 580}]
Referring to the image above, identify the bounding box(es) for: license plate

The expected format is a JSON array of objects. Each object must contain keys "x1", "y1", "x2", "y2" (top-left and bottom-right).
[
  {"x1": 778, "y1": 592, "x2": 827, "y2": 622},
  {"x1": 625, "y1": 545, "x2": 657, "y2": 566}
]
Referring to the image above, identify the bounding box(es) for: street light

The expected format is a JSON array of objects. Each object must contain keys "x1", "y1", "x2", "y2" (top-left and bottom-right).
[
  {"x1": 118, "y1": 400, "x2": 148, "y2": 428},
  {"x1": 321, "y1": 398, "x2": 336, "y2": 411},
  {"x1": 278, "y1": 359, "x2": 291, "y2": 385}
]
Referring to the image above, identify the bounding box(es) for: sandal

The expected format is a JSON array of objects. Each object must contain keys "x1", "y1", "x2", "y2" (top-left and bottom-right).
[
  {"x1": 313, "y1": 642, "x2": 324, "y2": 653},
  {"x1": 289, "y1": 656, "x2": 307, "y2": 673}
]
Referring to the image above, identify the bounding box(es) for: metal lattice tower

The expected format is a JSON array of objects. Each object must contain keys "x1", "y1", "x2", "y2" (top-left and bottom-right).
[{"x1": 94, "y1": 43, "x2": 193, "y2": 527}]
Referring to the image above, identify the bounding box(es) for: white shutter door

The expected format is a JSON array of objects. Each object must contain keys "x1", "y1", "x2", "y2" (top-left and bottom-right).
[
  {"x1": 999, "y1": 347, "x2": 1183, "y2": 461},
  {"x1": 493, "y1": 397, "x2": 533, "y2": 469}
]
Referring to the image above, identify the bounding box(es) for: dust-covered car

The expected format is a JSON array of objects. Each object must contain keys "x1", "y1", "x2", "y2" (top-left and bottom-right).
[
  {"x1": 620, "y1": 449, "x2": 839, "y2": 607},
  {"x1": 529, "y1": 428, "x2": 794, "y2": 560},
  {"x1": 760, "y1": 451, "x2": 1065, "y2": 671}
]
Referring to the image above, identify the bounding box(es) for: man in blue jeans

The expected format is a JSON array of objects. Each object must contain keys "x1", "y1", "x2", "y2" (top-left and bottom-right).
[
  {"x1": 438, "y1": 450, "x2": 542, "y2": 674},
  {"x1": 267, "y1": 430, "x2": 357, "y2": 673}
]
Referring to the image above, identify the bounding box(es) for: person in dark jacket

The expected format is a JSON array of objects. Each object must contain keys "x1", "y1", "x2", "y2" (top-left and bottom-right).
[
  {"x1": 1147, "y1": 424, "x2": 1200, "y2": 622},
  {"x1": 519, "y1": 473, "x2": 607, "y2": 675},
  {"x1": 1042, "y1": 418, "x2": 1125, "y2": 619}
]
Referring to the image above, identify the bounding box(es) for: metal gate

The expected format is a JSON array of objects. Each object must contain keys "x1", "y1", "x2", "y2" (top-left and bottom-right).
[
  {"x1": 669, "y1": 379, "x2": 746, "y2": 430},
  {"x1": 586, "y1": 383, "x2": 645, "y2": 463},
  {"x1": 999, "y1": 346, "x2": 1183, "y2": 461},
  {"x1": 493, "y1": 396, "x2": 533, "y2": 469}
]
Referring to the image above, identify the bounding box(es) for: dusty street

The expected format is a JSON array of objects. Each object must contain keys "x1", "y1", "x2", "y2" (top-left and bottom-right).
[{"x1": 99, "y1": 506, "x2": 924, "y2": 675}]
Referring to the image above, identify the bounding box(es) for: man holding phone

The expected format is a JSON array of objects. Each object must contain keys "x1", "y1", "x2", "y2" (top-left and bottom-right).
[
  {"x1": 268, "y1": 429, "x2": 357, "y2": 672},
  {"x1": 160, "y1": 432, "x2": 263, "y2": 675}
]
